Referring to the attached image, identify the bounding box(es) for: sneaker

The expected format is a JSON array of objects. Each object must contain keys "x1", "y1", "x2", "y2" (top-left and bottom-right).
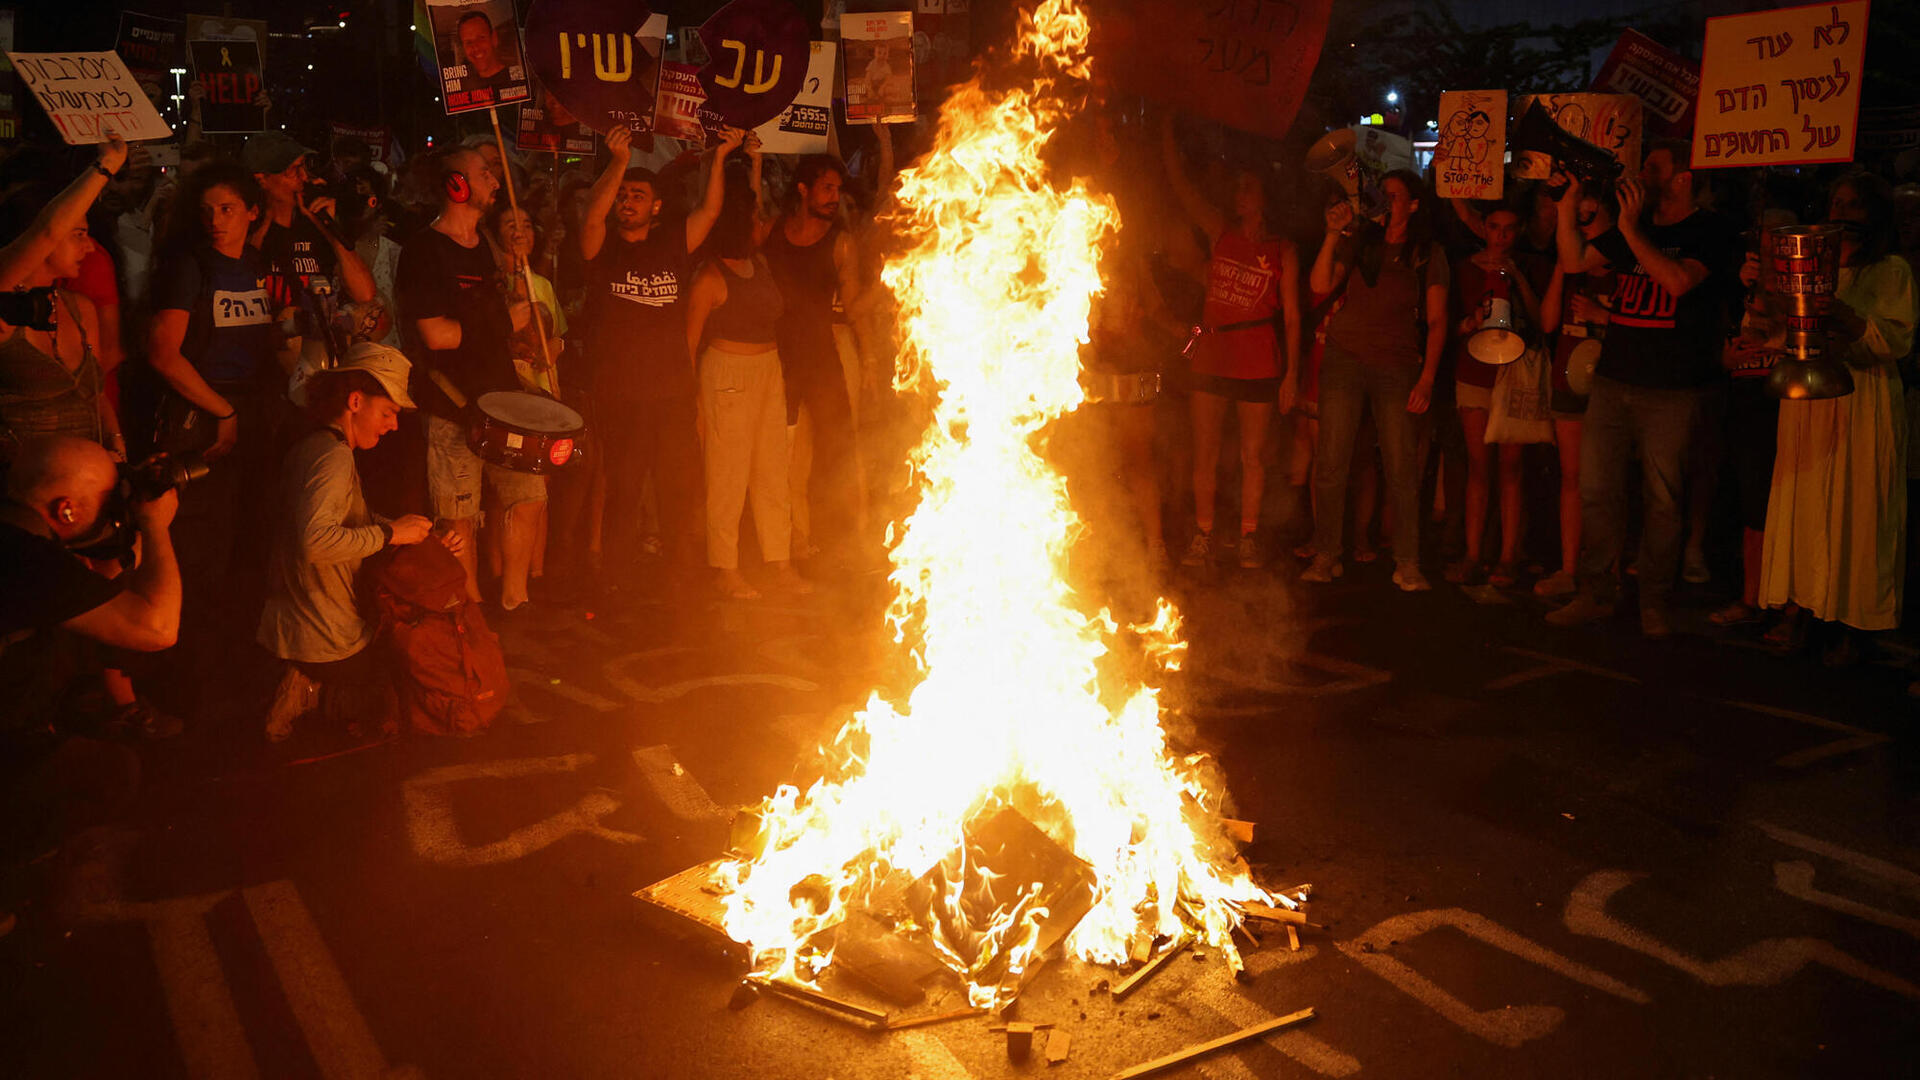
[
  {"x1": 1392, "y1": 561, "x2": 1432, "y2": 592},
  {"x1": 1181, "y1": 531, "x2": 1214, "y2": 568},
  {"x1": 1641, "y1": 605, "x2": 1673, "y2": 640},
  {"x1": 266, "y1": 667, "x2": 319, "y2": 743},
  {"x1": 1545, "y1": 593, "x2": 1616, "y2": 628},
  {"x1": 1237, "y1": 533, "x2": 1265, "y2": 569},
  {"x1": 1299, "y1": 554, "x2": 1343, "y2": 583},
  {"x1": 1533, "y1": 570, "x2": 1578, "y2": 598}
]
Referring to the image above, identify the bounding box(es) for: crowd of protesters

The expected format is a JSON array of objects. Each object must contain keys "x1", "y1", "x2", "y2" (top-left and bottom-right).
[{"x1": 1, "y1": 91, "x2": 1918, "y2": 931}]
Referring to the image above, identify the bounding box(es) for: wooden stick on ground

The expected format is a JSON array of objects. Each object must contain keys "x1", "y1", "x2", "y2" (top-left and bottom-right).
[
  {"x1": 746, "y1": 976, "x2": 888, "y2": 1031},
  {"x1": 1110, "y1": 1008, "x2": 1317, "y2": 1080},
  {"x1": 887, "y1": 1007, "x2": 984, "y2": 1031},
  {"x1": 1111, "y1": 936, "x2": 1190, "y2": 1000}
]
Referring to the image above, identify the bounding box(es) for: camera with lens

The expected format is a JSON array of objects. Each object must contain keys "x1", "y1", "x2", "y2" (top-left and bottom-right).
[
  {"x1": 67, "y1": 451, "x2": 210, "y2": 561},
  {"x1": 0, "y1": 286, "x2": 57, "y2": 331}
]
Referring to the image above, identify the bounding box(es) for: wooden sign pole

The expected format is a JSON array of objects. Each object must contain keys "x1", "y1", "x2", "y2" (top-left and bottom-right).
[{"x1": 487, "y1": 105, "x2": 559, "y2": 396}]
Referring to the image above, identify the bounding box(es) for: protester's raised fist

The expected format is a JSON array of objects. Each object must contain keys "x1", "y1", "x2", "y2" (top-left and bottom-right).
[
  {"x1": 605, "y1": 126, "x2": 633, "y2": 161},
  {"x1": 96, "y1": 132, "x2": 129, "y2": 177}
]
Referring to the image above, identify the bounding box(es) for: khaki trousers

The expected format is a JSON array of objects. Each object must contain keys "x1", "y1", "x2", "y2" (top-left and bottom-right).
[{"x1": 700, "y1": 346, "x2": 793, "y2": 569}]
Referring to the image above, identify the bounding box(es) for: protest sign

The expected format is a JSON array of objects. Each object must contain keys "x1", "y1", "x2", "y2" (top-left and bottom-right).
[
  {"x1": 1858, "y1": 103, "x2": 1920, "y2": 158},
  {"x1": 1433, "y1": 90, "x2": 1506, "y2": 200},
  {"x1": 910, "y1": 0, "x2": 970, "y2": 107},
  {"x1": 188, "y1": 39, "x2": 264, "y2": 133},
  {"x1": 8, "y1": 51, "x2": 173, "y2": 144},
  {"x1": 329, "y1": 121, "x2": 405, "y2": 164},
  {"x1": 117, "y1": 13, "x2": 185, "y2": 83},
  {"x1": 1590, "y1": 28, "x2": 1699, "y2": 140},
  {"x1": 653, "y1": 61, "x2": 707, "y2": 141},
  {"x1": 184, "y1": 14, "x2": 267, "y2": 61},
  {"x1": 524, "y1": 0, "x2": 666, "y2": 133},
  {"x1": 1691, "y1": 0, "x2": 1868, "y2": 169},
  {"x1": 754, "y1": 40, "x2": 834, "y2": 154},
  {"x1": 696, "y1": 0, "x2": 809, "y2": 130},
  {"x1": 516, "y1": 80, "x2": 598, "y2": 155},
  {"x1": 424, "y1": 0, "x2": 531, "y2": 114},
  {"x1": 1093, "y1": 0, "x2": 1332, "y2": 140},
  {"x1": 842, "y1": 11, "x2": 914, "y2": 125},
  {"x1": 1514, "y1": 93, "x2": 1642, "y2": 181},
  {"x1": 0, "y1": 12, "x2": 15, "y2": 143}
]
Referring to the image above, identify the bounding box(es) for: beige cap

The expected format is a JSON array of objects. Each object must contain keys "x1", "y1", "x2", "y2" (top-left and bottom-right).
[{"x1": 291, "y1": 342, "x2": 416, "y2": 410}]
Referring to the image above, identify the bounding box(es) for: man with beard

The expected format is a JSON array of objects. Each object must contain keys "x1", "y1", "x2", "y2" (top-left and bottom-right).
[
  {"x1": 1545, "y1": 141, "x2": 1738, "y2": 638},
  {"x1": 578, "y1": 123, "x2": 744, "y2": 578},
  {"x1": 396, "y1": 147, "x2": 545, "y2": 614},
  {"x1": 764, "y1": 156, "x2": 865, "y2": 562}
]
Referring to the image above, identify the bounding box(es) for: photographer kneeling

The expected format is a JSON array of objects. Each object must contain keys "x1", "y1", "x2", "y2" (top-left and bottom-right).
[
  {"x1": 259, "y1": 343, "x2": 459, "y2": 742},
  {"x1": 0, "y1": 436, "x2": 182, "y2": 913}
]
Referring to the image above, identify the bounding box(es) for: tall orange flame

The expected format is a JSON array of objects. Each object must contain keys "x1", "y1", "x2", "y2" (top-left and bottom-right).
[{"x1": 714, "y1": 0, "x2": 1273, "y2": 1009}]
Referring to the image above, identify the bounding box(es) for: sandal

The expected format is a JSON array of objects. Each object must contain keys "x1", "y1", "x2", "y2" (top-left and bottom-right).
[
  {"x1": 1487, "y1": 562, "x2": 1519, "y2": 588},
  {"x1": 1352, "y1": 544, "x2": 1379, "y2": 564},
  {"x1": 1708, "y1": 602, "x2": 1760, "y2": 627}
]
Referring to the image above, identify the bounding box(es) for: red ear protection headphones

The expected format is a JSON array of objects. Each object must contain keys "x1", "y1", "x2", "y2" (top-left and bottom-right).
[{"x1": 444, "y1": 168, "x2": 471, "y2": 204}]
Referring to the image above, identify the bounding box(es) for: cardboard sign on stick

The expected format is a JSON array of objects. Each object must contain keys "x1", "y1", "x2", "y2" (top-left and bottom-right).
[
  {"x1": 1692, "y1": 0, "x2": 1868, "y2": 168},
  {"x1": 8, "y1": 51, "x2": 174, "y2": 144},
  {"x1": 1433, "y1": 90, "x2": 1507, "y2": 200},
  {"x1": 425, "y1": 0, "x2": 532, "y2": 114},
  {"x1": 1590, "y1": 28, "x2": 1700, "y2": 140}
]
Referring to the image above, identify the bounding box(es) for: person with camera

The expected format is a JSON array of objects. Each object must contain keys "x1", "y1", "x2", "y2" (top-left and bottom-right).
[
  {"x1": 397, "y1": 147, "x2": 545, "y2": 614},
  {"x1": 260, "y1": 343, "x2": 452, "y2": 741},
  {"x1": 0, "y1": 133, "x2": 130, "y2": 466},
  {"x1": 1546, "y1": 142, "x2": 1740, "y2": 639}
]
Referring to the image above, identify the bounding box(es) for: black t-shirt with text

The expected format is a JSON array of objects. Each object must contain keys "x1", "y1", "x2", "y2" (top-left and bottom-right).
[
  {"x1": 259, "y1": 217, "x2": 338, "y2": 313},
  {"x1": 396, "y1": 227, "x2": 520, "y2": 419},
  {"x1": 586, "y1": 217, "x2": 695, "y2": 401},
  {"x1": 1591, "y1": 211, "x2": 1741, "y2": 389}
]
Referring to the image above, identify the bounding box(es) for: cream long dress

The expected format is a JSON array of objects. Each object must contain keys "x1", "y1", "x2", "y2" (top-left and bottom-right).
[{"x1": 1759, "y1": 254, "x2": 1919, "y2": 630}]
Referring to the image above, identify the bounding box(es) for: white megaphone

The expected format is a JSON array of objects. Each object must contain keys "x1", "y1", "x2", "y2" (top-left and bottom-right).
[
  {"x1": 1466, "y1": 272, "x2": 1526, "y2": 365},
  {"x1": 1306, "y1": 128, "x2": 1359, "y2": 201}
]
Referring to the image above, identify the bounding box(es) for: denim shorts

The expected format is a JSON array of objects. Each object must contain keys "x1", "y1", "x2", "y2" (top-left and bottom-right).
[{"x1": 425, "y1": 413, "x2": 547, "y2": 521}]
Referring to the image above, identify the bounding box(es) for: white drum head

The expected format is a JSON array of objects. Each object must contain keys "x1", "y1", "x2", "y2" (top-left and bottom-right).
[
  {"x1": 477, "y1": 391, "x2": 583, "y2": 433},
  {"x1": 1567, "y1": 339, "x2": 1602, "y2": 396}
]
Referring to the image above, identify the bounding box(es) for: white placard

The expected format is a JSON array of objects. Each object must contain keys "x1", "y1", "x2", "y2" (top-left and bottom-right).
[{"x1": 8, "y1": 51, "x2": 174, "y2": 144}]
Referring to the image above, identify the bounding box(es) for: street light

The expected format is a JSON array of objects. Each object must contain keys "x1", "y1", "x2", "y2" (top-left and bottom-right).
[{"x1": 1386, "y1": 90, "x2": 1399, "y2": 105}]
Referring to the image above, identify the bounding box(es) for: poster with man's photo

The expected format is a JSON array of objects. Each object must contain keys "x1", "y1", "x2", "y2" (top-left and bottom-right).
[
  {"x1": 516, "y1": 80, "x2": 597, "y2": 155},
  {"x1": 841, "y1": 10, "x2": 915, "y2": 125},
  {"x1": 425, "y1": 0, "x2": 530, "y2": 114}
]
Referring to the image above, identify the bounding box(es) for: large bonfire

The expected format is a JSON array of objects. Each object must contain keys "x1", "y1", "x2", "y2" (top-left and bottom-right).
[{"x1": 713, "y1": 0, "x2": 1275, "y2": 1009}]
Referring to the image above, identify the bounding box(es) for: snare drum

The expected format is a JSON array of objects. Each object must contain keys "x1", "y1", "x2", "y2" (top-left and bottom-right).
[{"x1": 468, "y1": 391, "x2": 585, "y2": 474}]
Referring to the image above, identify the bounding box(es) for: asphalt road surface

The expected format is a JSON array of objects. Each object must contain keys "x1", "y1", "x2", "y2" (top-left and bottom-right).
[{"x1": 5, "y1": 556, "x2": 1918, "y2": 1079}]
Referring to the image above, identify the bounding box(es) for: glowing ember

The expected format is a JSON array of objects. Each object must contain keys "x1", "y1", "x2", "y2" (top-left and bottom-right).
[{"x1": 713, "y1": 0, "x2": 1276, "y2": 1009}]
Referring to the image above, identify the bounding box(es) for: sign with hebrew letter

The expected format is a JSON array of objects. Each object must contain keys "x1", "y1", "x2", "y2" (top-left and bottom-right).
[
  {"x1": 8, "y1": 51, "x2": 174, "y2": 144},
  {"x1": 1590, "y1": 29, "x2": 1700, "y2": 141},
  {"x1": 426, "y1": 0, "x2": 531, "y2": 114},
  {"x1": 754, "y1": 40, "x2": 835, "y2": 153},
  {"x1": 525, "y1": 0, "x2": 666, "y2": 134},
  {"x1": 1692, "y1": 0, "x2": 1868, "y2": 169},
  {"x1": 1092, "y1": 0, "x2": 1333, "y2": 140},
  {"x1": 695, "y1": 0, "x2": 809, "y2": 130}
]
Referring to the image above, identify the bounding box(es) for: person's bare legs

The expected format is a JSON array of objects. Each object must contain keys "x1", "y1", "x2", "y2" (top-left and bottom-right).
[
  {"x1": 531, "y1": 501, "x2": 548, "y2": 580},
  {"x1": 1189, "y1": 391, "x2": 1228, "y2": 535},
  {"x1": 1459, "y1": 406, "x2": 1492, "y2": 570},
  {"x1": 1235, "y1": 400, "x2": 1273, "y2": 537},
  {"x1": 447, "y1": 517, "x2": 482, "y2": 603},
  {"x1": 500, "y1": 501, "x2": 542, "y2": 609},
  {"x1": 1497, "y1": 442, "x2": 1525, "y2": 569},
  {"x1": 1117, "y1": 403, "x2": 1164, "y2": 552},
  {"x1": 1554, "y1": 418, "x2": 1582, "y2": 577}
]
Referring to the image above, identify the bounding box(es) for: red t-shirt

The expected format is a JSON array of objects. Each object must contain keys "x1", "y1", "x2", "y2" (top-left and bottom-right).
[
  {"x1": 57, "y1": 246, "x2": 122, "y2": 410},
  {"x1": 1449, "y1": 253, "x2": 1552, "y2": 389},
  {"x1": 1192, "y1": 228, "x2": 1283, "y2": 380}
]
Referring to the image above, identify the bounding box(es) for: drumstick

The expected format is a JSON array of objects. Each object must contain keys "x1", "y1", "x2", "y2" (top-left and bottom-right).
[{"x1": 489, "y1": 106, "x2": 560, "y2": 398}]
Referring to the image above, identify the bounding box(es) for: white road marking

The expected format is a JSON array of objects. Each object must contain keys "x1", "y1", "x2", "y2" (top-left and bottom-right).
[
  {"x1": 508, "y1": 667, "x2": 622, "y2": 714},
  {"x1": 1338, "y1": 907, "x2": 1648, "y2": 1048},
  {"x1": 756, "y1": 634, "x2": 826, "y2": 674},
  {"x1": 1564, "y1": 870, "x2": 1920, "y2": 999},
  {"x1": 1752, "y1": 820, "x2": 1920, "y2": 896},
  {"x1": 1173, "y1": 957, "x2": 1360, "y2": 1077},
  {"x1": 898, "y1": 1029, "x2": 978, "y2": 1080},
  {"x1": 242, "y1": 881, "x2": 394, "y2": 1079},
  {"x1": 1485, "y1": 647, "x2": 1641, "y2": 691},
  {"x1": 402, "y1": 754, "x2": 643, "y2": 867},
  {"x1": 633, "y1": 745, "x2": 730, "y2": 823},
  {"x1": 146, "y1": 894, "x2": 259, "y2": 1080},
  {"x1": 1714, "y1": 701, "x2": 1891, "y2": 768},
  {"x1": 602, "y1": 648, "x2": 820, "y2": 704},
  {"x1": 1774, "y1": 862, "x2": 1920, "y2": 939}
]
